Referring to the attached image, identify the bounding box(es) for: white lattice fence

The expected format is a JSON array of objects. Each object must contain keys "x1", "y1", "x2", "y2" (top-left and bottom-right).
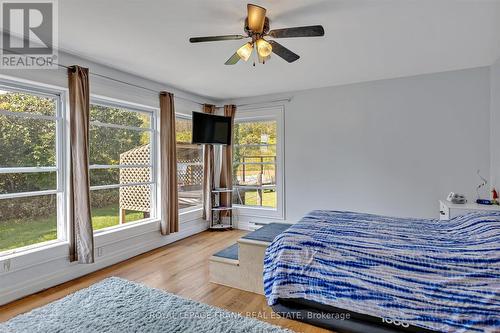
[
  {"x1": 119, "y1": 145, "x2": 151, "y2": 223},
  {"x1": 118, "y1": 143, "x2": 203, "y2": 222},
  {"x1": 177, "y1": 143, "x2": 203, "y2": 187}
]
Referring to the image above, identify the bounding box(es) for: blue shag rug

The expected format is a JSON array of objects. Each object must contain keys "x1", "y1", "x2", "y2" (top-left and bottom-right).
[{"x1": 0, "y1": 277, "x2": 291, "y2": 333}]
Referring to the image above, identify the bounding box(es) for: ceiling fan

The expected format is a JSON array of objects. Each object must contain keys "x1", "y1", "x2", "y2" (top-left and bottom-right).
[{"x1": 189, "y1": 3, "x2": 325, "y2": 65}]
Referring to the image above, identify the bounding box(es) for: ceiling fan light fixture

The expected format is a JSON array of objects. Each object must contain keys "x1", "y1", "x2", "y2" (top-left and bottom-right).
[
  {"x1": 258, "y1": 54, "x2": 270, "y2": 64},
  {"x1": 256, "y1": 38, "x2": 272, "y2": 58},
  {"x1": 237, "y1": 42, "x2": 253, "y2": 61}
]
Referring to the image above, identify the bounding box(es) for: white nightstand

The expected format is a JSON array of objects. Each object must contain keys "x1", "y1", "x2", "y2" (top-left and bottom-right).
[{"x1": 439, "y1": 200, "x2": 500, "y2": 220}]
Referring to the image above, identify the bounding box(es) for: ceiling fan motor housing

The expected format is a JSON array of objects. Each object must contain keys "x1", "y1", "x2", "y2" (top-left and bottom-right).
[{"x1": 244, "y1": 17, "x2": 270, "y2": 38}]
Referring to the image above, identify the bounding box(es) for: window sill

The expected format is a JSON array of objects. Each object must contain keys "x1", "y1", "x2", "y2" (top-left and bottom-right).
[
  {"x1": 180, "y1": 206, "x2": 203, "y2": 220},
  {"x1": 0, "y1": 239, "x2": 66, "y2": 261},
  {"x1": 234, "y1": 205, "x2": 284, "y2": 220},
  {"x1": 93, "y1": 209, "x2": 202, "y2": 244},
  {"x1": 92, "y1": 207, "x2": 202, "y2": 236},
  {"x1": 93, "y1": 217, "x2": 159, "y2": 236}
]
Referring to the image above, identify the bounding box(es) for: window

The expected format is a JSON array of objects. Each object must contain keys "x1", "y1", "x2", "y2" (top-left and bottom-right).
[
  {"x1": 232, "y1": 107, "x2": 284, "y2": 218},
  {"x1": 176, "y1": 115, "x2": 203, "y2": 212},
  {"x1": 0, "y1": 82, "x2": 64, "y2": 253},
  {"x1": 89, "y1": 99, "x2": 156, "y2": 231}
]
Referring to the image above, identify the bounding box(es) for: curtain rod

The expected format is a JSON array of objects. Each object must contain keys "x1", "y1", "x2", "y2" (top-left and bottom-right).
[
  {"x1": 57, "y1": 63, "x2": 204, "y2": 106},
  {"x1": 229, "y1": 98, "x2": 292, "y2": 108},
  {"x1": 14, "y1": 62, "x2": 289, "y2": 108},
  {"x1": 59, "y1": 64, "x2": 292, "y2": 108}
]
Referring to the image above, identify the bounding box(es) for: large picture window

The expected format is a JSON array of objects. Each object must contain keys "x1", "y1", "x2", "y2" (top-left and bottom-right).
[
  {"x1": 176, "y1": 115, "x2": 203, "y2": 212},
  {"x1": 232, "y1": 107, "x2": 284, "y2": 218},
  {"x1": 0, "y1": 83, "x2": 64, "y2": 253},
  {"x1": 89, "y1": 99, "x2": 156, "y2": 231}
]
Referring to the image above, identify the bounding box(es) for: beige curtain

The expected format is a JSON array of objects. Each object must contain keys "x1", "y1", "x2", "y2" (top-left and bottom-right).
[
  {"x1": 159, "y1": 92, "x2": 179, "y2": 235},
  {"x1": 68, "y1": 65, "x2": 94, "y2": 263},
  {"x1": 202, "y1": 104, "x2": 216, "y2": 220},
  {"x1": 220, "y1": 105, "x2": 236, "y2": 211}
]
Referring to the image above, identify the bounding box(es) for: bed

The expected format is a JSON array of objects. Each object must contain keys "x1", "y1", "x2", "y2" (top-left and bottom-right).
[{"x1": 263, "y1": 210, "x2": 500, "y2": 333}]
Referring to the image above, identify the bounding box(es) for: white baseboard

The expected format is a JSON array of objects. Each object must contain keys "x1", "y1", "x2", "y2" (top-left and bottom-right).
[{"x1": 0, "y1": 219, "x2": 208, "y2": 306}]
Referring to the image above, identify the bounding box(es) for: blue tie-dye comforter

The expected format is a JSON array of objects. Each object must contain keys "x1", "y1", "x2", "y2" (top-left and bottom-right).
[{"x1": 263, "y1": 210, "x2": 500, "y2": 332}]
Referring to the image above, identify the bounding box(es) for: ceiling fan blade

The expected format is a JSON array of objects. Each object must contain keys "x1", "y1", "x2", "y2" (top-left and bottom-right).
[
  {"x1": 247, "y1": 4, "x2": 266, "y2": 33},
  {"x1": 189, "y1": 35, "x2": 245, "y2": 43},
  {"x1": 268, "y1": 25, "x2": 324, "y2": 38},
  {"x1": 268, "y1": 40, "x2": 300, "y2": 63},
  {"x1": 225, "y1": 52, "x2": 241, "y2": 65}
]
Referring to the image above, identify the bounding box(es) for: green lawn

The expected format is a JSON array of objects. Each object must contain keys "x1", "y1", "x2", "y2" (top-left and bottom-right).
[
  {"x1": 0, "y1": 205, "x2": 144, "y2": 252},
  {"x1": 243, "y1": 190, "x2": 276, "y2": 208},
  {"x1": 91, "y1": 206, "x2": 144, "y2": 230}
]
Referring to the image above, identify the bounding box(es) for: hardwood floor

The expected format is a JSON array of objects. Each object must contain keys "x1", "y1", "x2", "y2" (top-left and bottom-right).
[{"x1": 0, "y1": 230, "x2": 331, "y2": 333}]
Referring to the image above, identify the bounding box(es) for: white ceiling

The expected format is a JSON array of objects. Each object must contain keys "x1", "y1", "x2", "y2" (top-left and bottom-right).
[{"x1": 59, "y1": 0, "x2": 500, "y2": 100}]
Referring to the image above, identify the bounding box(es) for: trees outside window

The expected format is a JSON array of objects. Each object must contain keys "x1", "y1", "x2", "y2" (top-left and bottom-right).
[
  {"x1": 0, "y1": 90, "x2": 160, "y2": 254},
  {"x1": 0, "y1": 86, "x2": 62, "y2": 253}
]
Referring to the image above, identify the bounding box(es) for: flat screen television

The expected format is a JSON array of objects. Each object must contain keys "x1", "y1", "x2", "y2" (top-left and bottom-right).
[{"x1": 191, "y1": 111, "x2": 232, "y2": 145}]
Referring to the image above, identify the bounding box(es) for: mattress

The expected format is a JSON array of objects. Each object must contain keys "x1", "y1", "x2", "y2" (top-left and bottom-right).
[
  {"x1": 263, "y1": 210, "x2": 500, "y2": 332},
  {"x1": 271, "y1": 297, "x2": 436, "y2": 333}
]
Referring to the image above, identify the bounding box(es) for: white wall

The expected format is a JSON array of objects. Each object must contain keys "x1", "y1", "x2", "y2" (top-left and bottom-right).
[
  {"x1": 226, "y1": 67, "x2": 491, "y2": 222},
  {"x1": 490, "y1": 57, "x2": 500, "y2": 188},
  {"x1": 0, "y1": 50, "x2": 214, "y2": 305}
]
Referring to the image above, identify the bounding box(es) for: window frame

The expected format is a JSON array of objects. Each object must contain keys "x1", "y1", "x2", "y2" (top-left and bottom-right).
[
  {"x1": 89, "y1": 95, "x2": 159, "y2": 233},
  {"x1": 175, "y1": 112, "x2": 203, "y2": 214},
  {"x1": 0, "y1": 77, "x2": 67, "y2": 256},
  {"x1": 232, "y1": 105, "x2": 285, "y2": 219}
]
